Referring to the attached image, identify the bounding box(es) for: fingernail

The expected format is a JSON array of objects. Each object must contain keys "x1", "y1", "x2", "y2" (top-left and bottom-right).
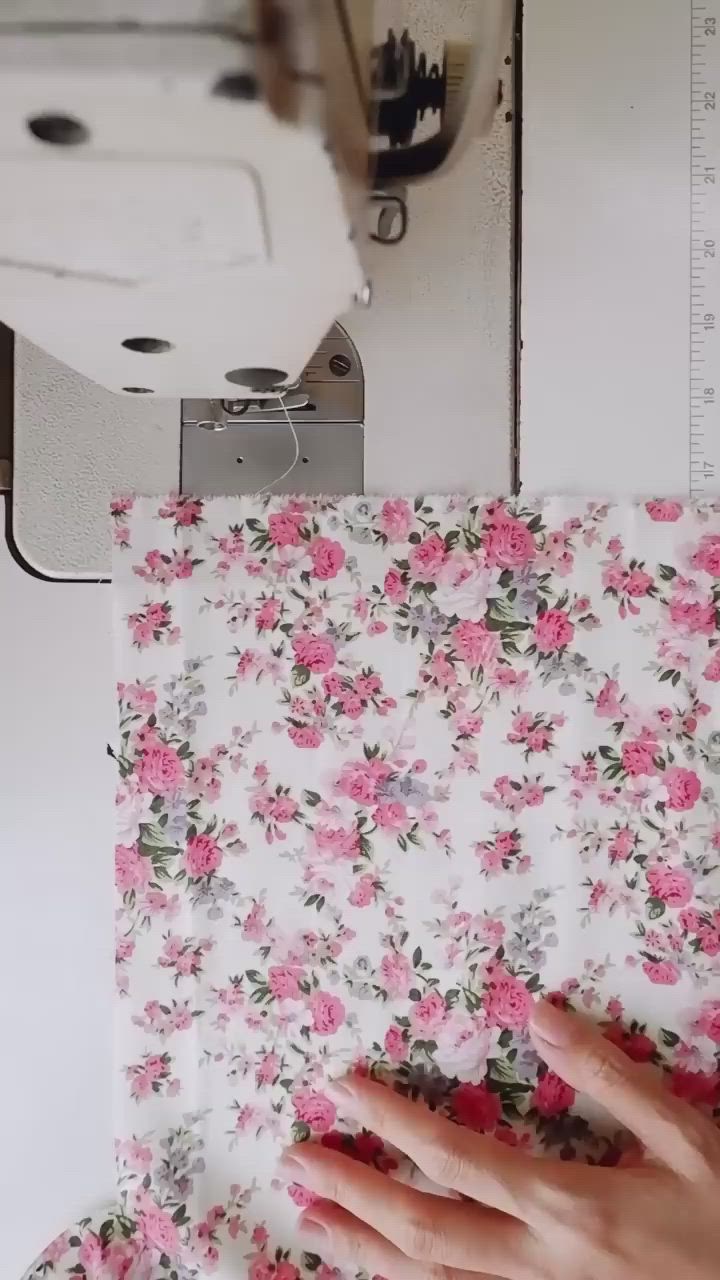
[
  {"x1": 279, "y1": 1154, "x2": 305, "y2": 1178},
  {"x1": 530, "y1": 1000, "x2": 574, "y2": 1047},
  {"x1": 326, "y1": 1078, "x2": 354, "y2": 1105},
  {"x1": 299, "y1": 1216, "x2": 327, "y2": 1241}
]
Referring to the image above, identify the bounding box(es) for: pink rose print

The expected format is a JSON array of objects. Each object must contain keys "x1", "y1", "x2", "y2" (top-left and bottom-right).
[
  {"x1": 379, "y1": 498, "x2": 413, "y2": 542},
  {"x1": 159, "y1": 495, "x2": 204, "y2": 528},
  {"x1": 310, "y1": 991, "x2": 346, "y2": 1035},
  {"x1": 410, "y1": 990, "x2": 447, "y2": 1034},
  {"x1": 185, "y1": 832, "x2": 222, "y2": 878},
  {"x1": 704, "y1": 650, "x2": 720, "y2": 681},
  {"x1": 625, "y1": 568, "x2": 653, "y2": 597},
  {"x1": 374, "y1": 801, "x2": 409, "y2": 832},
  {"x1": 268, "y1": 965, "x2": 304, "y2": 1000},
  {"x1": 271, "y1": 796, "x2": 297, "y2": 822},
  {"x1": 384, "y1": 1024, "x2": 407, "y2": 1062},
  {"x1": 115, "y1": 843, "x2": 150, "y2": 893},
  {"x1": 692, "y1": 533, "x2": 720, "y2": 576},
  {"x1": 380, "y1": 952, "x2": 413, "y2": 997},
  {"x1": 645, "y1": 499, "x2": 683, "y2": 522},
  {"x1": 249, "y1": 1255, "x2": 275, "y2": 1280},
  {"x1": 276, "y1": 1262, "x2": 300, "y2": 1280},
  {"x1": 603, "y1": 1023, "x2": 656, "y2": 1063},
  {"x1": 338, "y1": 763, "x2": 379, "y2": 806},
  {"x1": 288, "y1": 725, "x2": 324, "y2": 749},
  {"x1": 41, "y1": 1234, "x2": 71, "y2": 1267},
  {"x1": 534, "y1": 609, "x2": 575, "y2": 654},
  {"x1": 292, "y1": 633, "x2": 337, "y2": 673},
  {"x1": 532, "y1": 1071, "x2": 576, "y2": 1117},
  {"x1": 256, "y1": 598, "x2": 281, "y2": 631},
  {"x1": 670, "y1": 1069, "x2": 720, "y2": 1106},
  {"x1": 309, "y1": 537, "x2": 346, "y2": 580},
  {"x1": 679, "y1": 907, "x2": 704, "y2": 933},
  {"x1": 484, "y1": 512, "x2": 535, "y2": 568},
  {"x1": 608, "y1": 827, "x2": 635, "y2": 863},
  {"x1": 384, "y1": 567, "x2": 407, "y2": 603},
  {"x1": 408, "y1": 533, "x2": 448, "y2": 581},
  {"x1": 647, "y1": 866, "x2": 694, "y2": 908},
  {"x1": 136, "y1": 744, "x2": 184, "y2": 795},
  {"x1": 642, "y1": 960, "x2": 680, "y2": 986},
  {"x1": 292, "y1": 1089, "x2": 337, "y2": 1133},
  {"x1": 321, "y1": 1128, "x2": 398, "y2": 1174},
  {"x1": 693, "y1": 1001, "x2": 720, "y2": 1043},
  {"x1": 313, "y1": 823, "x2": 360, "y2": 861},
  {"x1": 663, "y1": 766, "x2": 701, "y2": 811},
  {"x1": 452, "y1": 619, "x2": 500, "y2": 667},
  {"x1": 348, "y1": 873, "x2": 377, "y2": 906},
  {"x1": 78, "y1": 1233, "x2": 103, "y2": 1271},
  {"x1": 268, "y1": 509, "x2": 304, "y2": 546},
  {"x1": 668, "y1": 599, "x2": 716, "y2": 635},
  {"x1": 484, "y1": 970, "x2": 532, "y2": 1030},
  {"x1": 621, "y1": 740, "x2": 658, "y2": 777},
  {"x1": 138, "y1": 1204, "x2": 180, "y2": 1256},
  {"x1": 596, "y1": 677, "x2": 623, "y2": 718},
  {"x1": 451, "y1": 1082, "x2": 501, "y2": 1132},
  {"x1": 700, "y1": 928, "x2": 720, "y2": 957},
  {"x1": 257, "y1": 1051, "x2": 280, "y2": 1085}
]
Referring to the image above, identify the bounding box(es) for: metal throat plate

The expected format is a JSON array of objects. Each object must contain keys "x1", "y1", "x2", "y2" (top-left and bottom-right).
[{"x1": 181, "y1": 323, "x2": 364, "y2": 496}]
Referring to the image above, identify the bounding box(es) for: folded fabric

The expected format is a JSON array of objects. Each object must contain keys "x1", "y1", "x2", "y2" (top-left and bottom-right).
[{"x1": 25, "y1": 495, "x2": 720, "y2": 1280}]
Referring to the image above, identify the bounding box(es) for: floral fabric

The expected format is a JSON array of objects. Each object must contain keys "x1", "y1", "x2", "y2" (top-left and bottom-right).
[{"x1": 26, "y1": 495, "x2": 720, "y2": 1280}]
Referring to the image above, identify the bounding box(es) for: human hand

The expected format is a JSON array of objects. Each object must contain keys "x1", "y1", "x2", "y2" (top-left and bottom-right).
[{"x1": 281, "y1": 1001, "x2": 720, "y2": 1280}]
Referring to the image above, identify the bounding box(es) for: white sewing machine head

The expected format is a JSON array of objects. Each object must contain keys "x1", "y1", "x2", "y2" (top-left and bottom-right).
[{"x1": 0, "y1": 0, "x2": 510, "y2": 401}]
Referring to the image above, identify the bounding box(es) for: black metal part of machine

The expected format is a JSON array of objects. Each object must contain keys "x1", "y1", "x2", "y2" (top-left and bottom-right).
[{"x1": 372, "y1": 28, "x2": 448, "y2": 148}]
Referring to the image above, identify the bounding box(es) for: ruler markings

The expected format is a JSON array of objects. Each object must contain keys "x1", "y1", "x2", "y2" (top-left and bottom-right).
[{"x1": 691, "y1": 1, "x2": 720, "y2": 494}]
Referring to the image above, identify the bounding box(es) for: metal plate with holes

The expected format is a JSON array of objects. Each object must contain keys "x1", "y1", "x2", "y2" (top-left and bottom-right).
[
  {"x1": 183, "y1": 324, "x2": 364, "y2": 427},
  {"x1": 182, "y1": 421, "x2": 364, "y2": 496},
  {"x1": 181, "y1": 322, "x2": 365, "y2": 495}
]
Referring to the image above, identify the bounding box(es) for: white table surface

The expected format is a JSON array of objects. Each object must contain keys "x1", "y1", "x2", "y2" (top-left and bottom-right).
[{"x1": 0, "y1": 531, "x2": 115, "y2": 1278}]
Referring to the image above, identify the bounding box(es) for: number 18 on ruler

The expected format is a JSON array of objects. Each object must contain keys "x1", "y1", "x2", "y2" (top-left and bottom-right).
[{"x1": 692, "y1": 5, "x2": 720, "y2": 495}]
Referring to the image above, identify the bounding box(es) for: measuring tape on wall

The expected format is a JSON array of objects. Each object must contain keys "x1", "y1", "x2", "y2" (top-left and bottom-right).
[{"x1": 691, "y1": 4, "x2": 720, "y2": 495}]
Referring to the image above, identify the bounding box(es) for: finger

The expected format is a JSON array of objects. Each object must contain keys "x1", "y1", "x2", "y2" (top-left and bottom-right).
[
  {"x1": 530, "y1": 1001, "x2": 720, "y2": 1178},
  {"x1": 299, "y1": 1201, "x2": 503, "y2": 1280},
  {"x1": 324, "y1": 1075, "x2": 552, "y2": 1220},
  {"x1": 281, "y1": 1144, "x2": 533, "y2": 1278}
]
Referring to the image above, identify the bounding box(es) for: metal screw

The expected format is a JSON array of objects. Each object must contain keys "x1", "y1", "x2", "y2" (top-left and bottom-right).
[{"x1": 329, "y1": 353, "x2": 352, "y2": 378}]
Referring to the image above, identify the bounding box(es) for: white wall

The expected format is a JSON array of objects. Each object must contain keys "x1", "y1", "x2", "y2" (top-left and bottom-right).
[{"x1": 0, "y1": 523, "x2": 115, "y2": 1278}]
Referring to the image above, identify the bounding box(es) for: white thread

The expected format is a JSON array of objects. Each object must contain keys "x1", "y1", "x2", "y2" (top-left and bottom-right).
[{"x1": 256, "y1": 396, "x2": 301, "y2": 496}]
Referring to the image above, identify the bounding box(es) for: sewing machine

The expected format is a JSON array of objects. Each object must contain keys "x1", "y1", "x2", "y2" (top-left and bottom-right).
[{"x1": 0, "y1": 0, "x2": 512, "y2": 578}]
